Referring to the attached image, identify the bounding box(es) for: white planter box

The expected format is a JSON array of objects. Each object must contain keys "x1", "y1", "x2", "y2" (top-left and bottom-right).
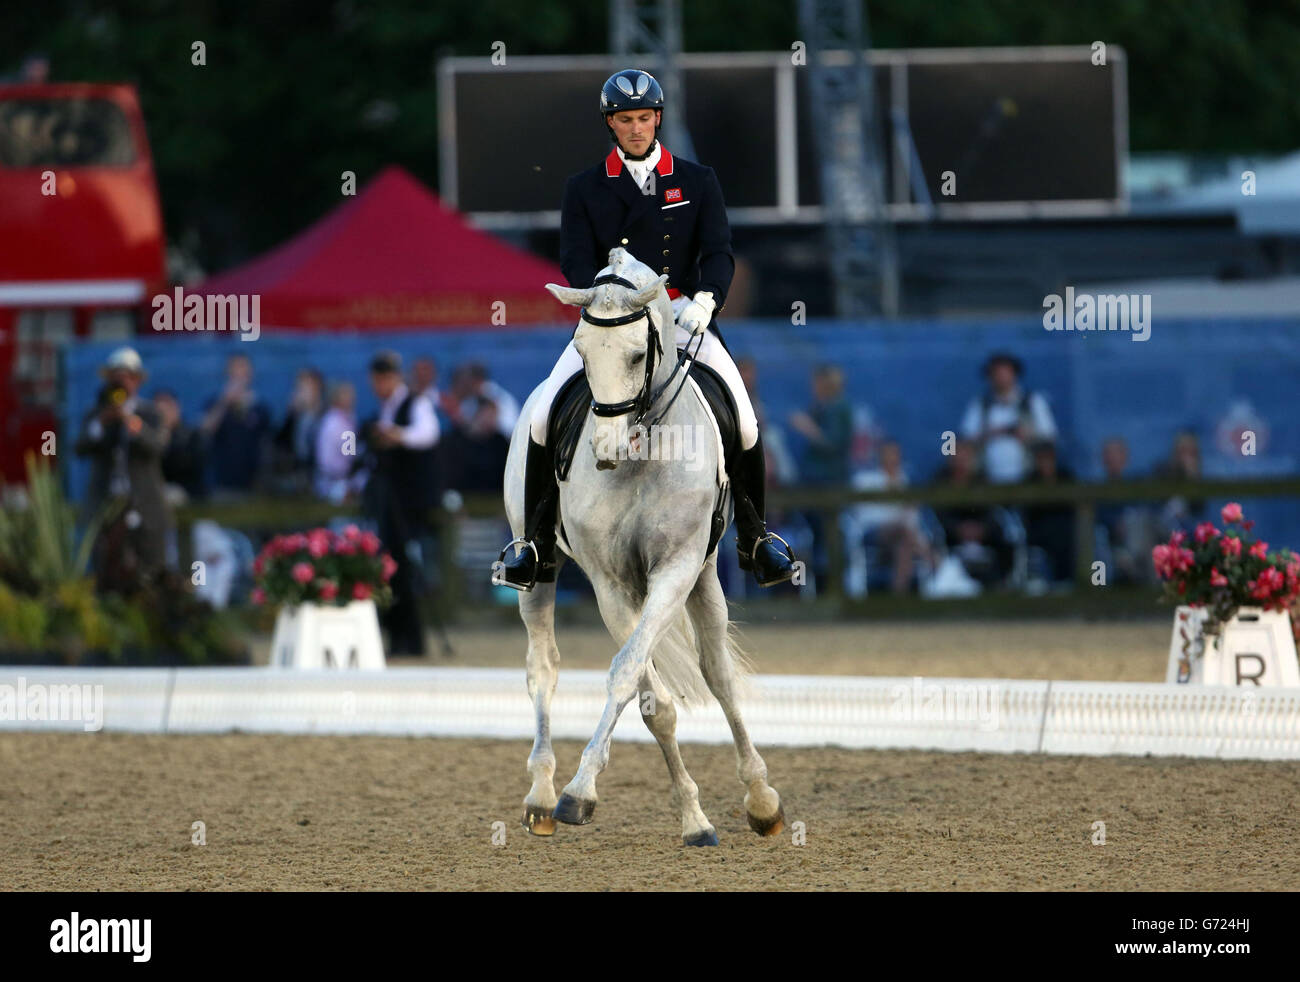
[
  {"x1": 1166, "y1": 605, "x2": 1299, "y2": 686},
  {"x1": 269, "y1": 600, "x2": 386, "y2": 670}
]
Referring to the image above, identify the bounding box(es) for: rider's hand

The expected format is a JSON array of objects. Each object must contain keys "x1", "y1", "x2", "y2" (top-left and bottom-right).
[{"x1": 678, "y1": 291, "x2": 715, "y2": 336}]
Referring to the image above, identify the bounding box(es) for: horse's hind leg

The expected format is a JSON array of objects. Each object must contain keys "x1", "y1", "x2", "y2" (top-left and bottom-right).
[
  {"x1": 687, "y1": 561, "x2": 785, "y2": 836},
  {"x1": 520, "y1": 574, "x2": 562, "y2": 836},
  {"x1": 640, "y1": 661, "x2": 717, "y2": 846}
]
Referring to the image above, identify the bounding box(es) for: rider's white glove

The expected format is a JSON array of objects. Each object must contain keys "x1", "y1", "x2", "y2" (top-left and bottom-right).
[{"x1": 677, "y1": 291, "x2": 715, "y2": 336}]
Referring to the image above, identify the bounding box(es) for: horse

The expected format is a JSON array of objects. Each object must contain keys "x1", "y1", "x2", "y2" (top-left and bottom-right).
[{"x1": 498, "y1": 247, "x2": 785, "y2": 846}]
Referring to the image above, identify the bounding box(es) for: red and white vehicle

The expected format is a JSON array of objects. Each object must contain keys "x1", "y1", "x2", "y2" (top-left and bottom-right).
[{"x1": 0, "y1": 82, "x2": 166, "y2": 482}]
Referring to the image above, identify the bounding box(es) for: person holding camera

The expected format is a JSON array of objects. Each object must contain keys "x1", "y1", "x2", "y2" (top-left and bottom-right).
[
  {"x1": 74, "y1": 346, "x2": 172, "y2": 587},
  {"x1": 960, "y1": 352, "x2": 1058, "y2": 485}
]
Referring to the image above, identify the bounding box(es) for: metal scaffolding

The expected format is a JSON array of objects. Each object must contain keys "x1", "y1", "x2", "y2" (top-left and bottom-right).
[
  {"x1": 609, "y1": 0, "x2": 697, "y2": 162},
  {"x1": 797, "y1": 0, "x2": 899, "y2": 317}
]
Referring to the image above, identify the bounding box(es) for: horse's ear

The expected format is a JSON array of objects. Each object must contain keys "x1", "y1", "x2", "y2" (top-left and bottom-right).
[
  {"x1": 630, "y1": 274, "x2": 668, "y2": 308},
  {"x1": 546, "y1": 283, "x2": 596, "y2": 307}
]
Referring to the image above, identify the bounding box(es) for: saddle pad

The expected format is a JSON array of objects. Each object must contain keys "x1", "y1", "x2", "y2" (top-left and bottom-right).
[
  {"x1": 548, "y1": 355, "x2": 740, "y2": 483},
  {"x1": 545, "y1": 355, "x2": 739, "y2": 558}
]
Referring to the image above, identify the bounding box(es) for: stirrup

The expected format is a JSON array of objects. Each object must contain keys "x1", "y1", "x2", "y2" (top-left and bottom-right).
[
  {"x1": 491, "y1": 537, "x2": 539, "y2": 592},
  {"x1": 747, "y1": 531, "x2": 798, "y2": 588}
]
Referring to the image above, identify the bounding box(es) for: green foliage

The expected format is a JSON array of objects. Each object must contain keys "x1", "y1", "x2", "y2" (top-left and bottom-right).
[
  {"x1": 3, "y1": 1, "x2": 1293, "y2": 273},
  {"x1": 0, "y1": 457, "x2": 247, "y2": 665},
  {"x1": 0, "y1": 453, "x2": 111, "y2": 596}
]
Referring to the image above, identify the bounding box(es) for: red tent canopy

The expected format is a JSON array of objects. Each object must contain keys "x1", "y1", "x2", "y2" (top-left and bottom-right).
[{"x1": 199, "y1": 165, "x2": 568, "y2": 328}]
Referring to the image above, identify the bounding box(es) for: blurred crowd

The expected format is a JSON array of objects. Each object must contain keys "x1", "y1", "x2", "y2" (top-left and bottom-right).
[
  {"x1": 117, "y1": 350, "x2": 518, "y2": 507},
  {"x1": 752, "y1": 351, "x2": 1215, "y2": 597},
  {"x1": 75, "y1": 343, "x2": 1221, "y2": 632},
  {"x1": 76, "y1": 346, "x2": 517, "y2": 655}
]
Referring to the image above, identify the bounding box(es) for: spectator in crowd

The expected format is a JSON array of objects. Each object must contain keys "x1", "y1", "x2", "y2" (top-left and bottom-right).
[
  {"x1": 843, "y1": 440, "x2": 937, "y2": 595},
  {"x1": 362, "y1": 351, "x2": 439, "y2": 656},
  {"x1": 314, "y1": 381, "x2": 364, "y2": 504},
  {"x1": 272, "y1": 367, "x2": 324, "y2": 493},
  {"x1": 200, "y1": 353, "x2": 272, "y2": 496},
  {"x1": 411, "y1": 356, "x2": 439, "y2": 402},
  {"x1": 737, "y1": 356, "x2": 797, "y2": 485},
  {"x1": 1095, "y1": 436, "x2": 1155, "y2": 584},
  {"x1": 1022, "y1": 439, "x2": 1076, "y2": 585},
  {"x1": 74, "y1": 347, "x2": 172, "y2": 588},
  {"x1": 787, "y1": 364, "x2": 853, "y2": 585},
  {"x1": 961, "y1": 352, "x2": 1057, "y2": 484},
  {"x1": 1154, "y1": 429, "x2": 1207, "y2": 537},
  {"x1": 931, "y1": 438, "x2": 1013, "y2": 585},
  {"x1": 442, "y1": 398, "x2": 510, "y2": 494},
  {"x1": 788, "y1": 364, "x2": 853, "y2": 486},
  {"x1": 154, "y1": 389, "x2": 206, "y2": 503},
  {"x1": 443, "y1": 362, "x2": 519, "y2": 440}
]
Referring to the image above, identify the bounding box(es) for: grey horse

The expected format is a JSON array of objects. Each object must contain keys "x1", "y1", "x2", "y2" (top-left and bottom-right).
[{"x1": 498, "y1": 247, "x2": 785, "y2": 846}]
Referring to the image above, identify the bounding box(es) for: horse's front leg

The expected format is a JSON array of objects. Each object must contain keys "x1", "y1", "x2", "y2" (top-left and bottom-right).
[
  {"x1": 520, "y1": 576, "x2": 562, "y2": 835},
  {"x1": 553, "y1": 560, "x2": 701, "y2": 826}
]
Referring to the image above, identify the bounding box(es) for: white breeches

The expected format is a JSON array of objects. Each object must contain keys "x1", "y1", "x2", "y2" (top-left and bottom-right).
[{"x1": 529, "y1": 320, "x2": 760, "y2": 451}]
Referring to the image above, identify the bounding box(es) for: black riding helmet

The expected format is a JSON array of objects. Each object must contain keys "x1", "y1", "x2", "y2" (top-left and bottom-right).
[{"x1": 600, "y1": 69, "x2": 664, "y2": 148}]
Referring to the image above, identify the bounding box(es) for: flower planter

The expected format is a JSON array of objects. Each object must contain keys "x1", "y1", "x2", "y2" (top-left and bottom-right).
[
  {"x1": 1165, "y1": 605, "x2": 1300, "y2": 686},
  {"x1": 269, "y1": 600, "x2": 386, "y2": 670}
]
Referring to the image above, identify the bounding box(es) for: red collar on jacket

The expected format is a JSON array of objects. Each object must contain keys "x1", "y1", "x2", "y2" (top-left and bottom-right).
[{"x1": 604, "y1": 144, "x2": 674, "y2": 179}]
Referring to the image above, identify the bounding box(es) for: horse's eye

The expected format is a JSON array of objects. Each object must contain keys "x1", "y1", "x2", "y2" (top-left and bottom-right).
[{"x1": 630, "y1": 352, "x2": 646, "y2": 365}]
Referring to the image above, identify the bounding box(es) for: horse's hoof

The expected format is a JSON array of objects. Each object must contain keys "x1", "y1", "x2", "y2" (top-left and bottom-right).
[
  {"x1": 747, "y1": 805, "x2": 785, "y2": 837},
  {"x1": 683, "y1": 828, "x2": 719, "y2": 847},
  {"x1": 522, "y1": 805, "x2": 557, "y2": 836},
  {"x1": 552, "y1": 794, "x2": 596, "y2": 825}
]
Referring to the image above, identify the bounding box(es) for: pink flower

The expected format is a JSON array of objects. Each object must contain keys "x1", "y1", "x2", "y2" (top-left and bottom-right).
[
  {"x1": 352, "y1": 583, "x2": 372, "y2": 601},
  {"x1": 1221, "y1": 502, "x2": 1243, "y2": 524},
  {"x1": 253, "y1": 555, "x2": 265, "y2": 576},
  {"x1": 1194, "y1": 522, "x2": 1219, "y2": 545},
  {"x1": 1152, "y1": 544, "x2": 1172, "y2": 579},
  {"x1": 1170, "y1": 531, "x2": 1187, "y2": 547},
  {"x1": 1220, "y1": 536, "x2": 1242, "y2": 558},
  {"x1": 1248, "y1": 541, "x2": 1268, "y2": 560},
  {"x1": 307, "y1": 529, "x2": 332, "y2": 558},
  {"x1": 1210, "y1": 567, "x2": 1228, "y2": 587},
  {"x1": 284, "y1": 533, "x2": 309, "y2": 554},
  {"x1": 251, "y1": 587, "x2": 267, "y2": 605},
  {"x1": 381, "y1": 554, "x2": 398, "y2": 582},
  {"x1": 318, "y1": 580, "x2": 339, "y2": 602},
  {"x1": 291, "y1": 562, "x2": 315, "y2": 584},
  {"x1": 360, "y1": 532, "x2": 381, "y2": 556},
  {"x1": 343, "y1": 524, "x2": 362, "y2": 541},
  {"x1": 1245, "y1": 569, "x2": 1283, "y2": 603},
  {"x1": 335, "y1": 540, "x2": 357, "y2": 556}
]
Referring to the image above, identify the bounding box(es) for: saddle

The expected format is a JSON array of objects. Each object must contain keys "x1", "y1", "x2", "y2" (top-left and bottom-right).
[{"x1": 546, "y1": 354, "x2": 739, "y2": 557}]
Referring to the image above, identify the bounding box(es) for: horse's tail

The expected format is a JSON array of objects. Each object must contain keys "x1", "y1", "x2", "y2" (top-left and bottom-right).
[{"x1": 652, "y1": 600, "x2": 754, "y2": 710}]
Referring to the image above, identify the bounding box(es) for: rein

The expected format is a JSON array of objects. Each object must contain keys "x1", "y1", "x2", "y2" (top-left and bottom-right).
[{"x1": 581, "y1": 273, "x2": 704, "y2": 428}]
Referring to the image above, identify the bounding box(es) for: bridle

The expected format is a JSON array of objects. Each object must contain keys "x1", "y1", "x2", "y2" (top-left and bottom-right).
[{"x1": 580, "y1": 272, "x2": 704, "y2": 428}]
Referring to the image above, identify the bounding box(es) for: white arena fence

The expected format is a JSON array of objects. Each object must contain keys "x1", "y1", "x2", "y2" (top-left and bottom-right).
[{"x1": 1, "y1": 668, "x2": 1298, "y2": 760}]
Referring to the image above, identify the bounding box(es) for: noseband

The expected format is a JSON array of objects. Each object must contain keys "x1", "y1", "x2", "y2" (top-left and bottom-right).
[{"x1": 580, "y1": 273, "x2": 702, "y2": 428}]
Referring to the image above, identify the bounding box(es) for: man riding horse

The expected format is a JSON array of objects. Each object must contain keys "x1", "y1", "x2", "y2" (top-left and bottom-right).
[{"x1": 495, "y1": 68, "x2": 799, "y2": 590}]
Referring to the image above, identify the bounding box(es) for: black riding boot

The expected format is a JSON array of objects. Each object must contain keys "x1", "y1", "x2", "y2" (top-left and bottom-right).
[
  {"x1": 493, "y1": 437, "x2": 559, "y2": 591},
  {"x1": 732, "y1": 433, "x2": 799, "y2": 587}
]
